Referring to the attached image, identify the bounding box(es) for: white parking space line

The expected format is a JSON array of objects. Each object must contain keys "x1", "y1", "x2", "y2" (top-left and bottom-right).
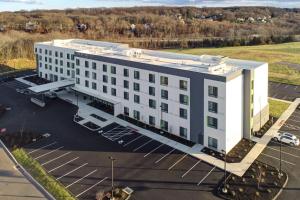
[
  {"x1": 41, "y1": 152, "x2": 71, "y2": 166},
  {"x1": 284, "y1": 85, "x2": 289, "y2": 89},
  {"x1": 168, "y1": 154, "x2": 188, "y2": 170},
  {"x1": 34, "y1": 146, "x2": 64, "y2": 160},
  {"x1": 181, "y1": 160, "x2": 202, "y2": 178},
  {"x1": 101, "y1": 125, "x2": 122, "y2": 135},
  {"x1": 270, "y1": 140, "x2": 300, "y2": 152},
  {"x1": 56, "y1": 163, "x2": 88, "y2": 180},
  {"x1": 133, "y1": 139, "x2": 153, "y2": 152},
  {"x1": 287, "y1": 118, "x2": 300, "y2": 124},
  {"x1": 266, "y1": 146, "x2": 300, "y2": 158},
  {"x1": 48, "y1": 157, "x2": 79, "y2": 173},
  {"x1": 144, "y1": 144, "x2": 165, "y2": 158},
  {"x1": 155, "y1": 148, "x2": 176, "y2": 164},
  {"x1": 197, "y1": 166, "x2": 216, "y2": 186},
  {"x1": 123, "y1": 135, "x2": 144, "y2": 147},
  {"x1": 28, "y1": 141, "x2": 57, "y2": 154},
  {"x1": 290, "y1": 115, "x2": 300, "y2": 120},
  {"x1": 261, "y1": 153, "x2": 296, "y2": 166},
  {"x1": 75, "y1": 177, "x2": 108, "y2": 198},
  {"x1": 66, "y1": 169, "x2": 98, "y2": 188}
]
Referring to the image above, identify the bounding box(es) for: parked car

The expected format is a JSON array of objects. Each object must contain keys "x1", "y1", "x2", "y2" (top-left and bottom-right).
[{"x1": 273, "y1": 132, "x2": 300, "y2": 146}]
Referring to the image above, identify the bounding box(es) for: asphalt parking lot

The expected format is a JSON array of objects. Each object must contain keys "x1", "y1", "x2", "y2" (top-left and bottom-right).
[
  {"x1": 0, "y1": 81, "x2": 224, "y2": 200},
  {"x1": 257, "y1": 107, "x2": 300, "y2": 200},
  {"x1": 269, "y1": 81, "x2": 300, "y2": 101}
]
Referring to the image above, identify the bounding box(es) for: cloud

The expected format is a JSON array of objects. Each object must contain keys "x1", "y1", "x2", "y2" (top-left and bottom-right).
[{"x1": 0, "y1": 0, "x2": 41, "y2": 4}]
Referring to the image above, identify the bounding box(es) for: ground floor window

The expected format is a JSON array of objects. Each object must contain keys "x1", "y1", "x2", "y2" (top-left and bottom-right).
[
  {"x1": 208, "y1": 137, "x2": 218, "y2": 149},
  {"x1": 149, "y1": 116, "x2": 155, "y2": 126},
  {"x1": 160, "y1": 120, "x2": 168, "y2": 131},
  {"x1": 124, "y1": 107, "x2": 129, "y2": 116},
  {"x1": 180, "y1": 127, "x2": 187, "y2": 139},
  {"x1": 133, "y1": 110, "x2": 140, "y2": 120}
]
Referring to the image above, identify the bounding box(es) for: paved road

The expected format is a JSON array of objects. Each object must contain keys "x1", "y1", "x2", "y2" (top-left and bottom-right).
[{"x1": 269, "y1": 81, "x2": 300, "y2": 102}]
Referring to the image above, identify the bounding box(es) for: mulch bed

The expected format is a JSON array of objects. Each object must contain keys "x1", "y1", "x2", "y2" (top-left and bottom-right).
[
  {"x1": 217, "y1": 160, "x2": 288, "y2": 200},
  {"x1": 83, "y1": 121, "x2": 101, "y2": 130},
  {"x1": 96, "y1": 188, "x2": 130, "y2": 200},
  {"x1": 202, "y1": 138, "x2": 256, "y2": 163},
  {"x1": 253, "y1": 116, "x2": 278, "y2": 138},
  {"x1": 0, "y1": 131, "x2": 43, "y2": 150},
  {"x1": 118, "y1": 114, "x2": 195, "y2": 147},
  {"x1": 24, "y1": 75, "x2": 50, "y2": 85}
]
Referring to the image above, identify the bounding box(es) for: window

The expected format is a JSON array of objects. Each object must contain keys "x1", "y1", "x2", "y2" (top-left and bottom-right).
[
  {"x1": 180, "y1": 108, "x2": 188, "y2": 119},
  {"x1": 45, "y1": 49, "x2": 48, "y2": 55},
  {"x1": 134, "y1": 71, "x2": 140, "y2": 79},
  {"x1": 76, "y1": 59, "x2": 80, "y2": 65},
  {"x1": 71, "y1": 54, "x2": 75, "y2": 60},
  {"x1": 60, "y1": 60, "x2": 63, "y2": 66},
  {"x1": 55, "y1": 67, "x2": 58, "y2": 72},
  {"x1": 85, "y1": 60, "x2": 89, "y2": 68},
  {"x1": 76, "y1": 78, "x2": 80, "y2": 84},
  {"x1": 124, "y1": 80, "x2": 129, "y2": 89},
  {"x1": 92, "y1": 62, "x2": 97, "y2": 70},
  {"x1": 103, "y1": 85, "x2": 107, "y2": 93},
  {"x1": 67, "y1": 70, "x2": 70, "y2": 76},
  {"x1": 111, "y1": 77, "x2": 116, "y2": 85},
  {"x1": 85, "y1": 80, "x2": 89, "y2": 88},
  {"x1": 39, "y1": 48, "x2": 42, "y2": 53},
  {"x1": 180, "y1": 127, "x2": 187, "y2": 139},
  {"x1": 149, "y1": 87, "x2": 155, "y2": 96},
  {"x1": 207, "y1": 116, "x2": 218, "y2": 129},
  {"x1": 55, "y1": 59, "x2": 58, "y2": 65},
  {"x1": 67, "y1": 62, "x2": 70, "y2": 68},
  {"x1": 45, "y1": 57, "x2": 47, "y2": 62},
  {"x1": 103, "y1": 75, "x2": 108, "y2": 83},
  {"x1": 133, "y1": 83, "x2": 140, "y2": 92},
  {"x1": 208, "y1": 101, "x2": 218, "y2": 113},
  {"x1": 251, "y1": 80, "x2": 254, "y2": 89},
  {"x1": 149, "y1": 99, "x2": 156, "y2": 109},
  {"x1": 49, "y1": 58, "x2": 52, "y2": 63},
  {"x1": 49, "y1": 65, "x2": 52, "y2": 70},
  {"x1": 160, "y1": 76, "x2": 168, "y2": 86},
  {"x1": 124, "y1": 107, "x2": 129, "y2": 116},
  {"x1": 180, "y1": 80, "x2": 188, "y2": 90},
  {"x1": 67, "y1": 53, "x2": 70, "y2": 59},
  {"x1": 180, "y1": 94, "x2": 189, "y2": 105},
  {"x1": 124, "y1": 92, "x2": 129, "y2": 100},
  {"x1": 123, "y1": 68, "x2": 129, "y2": 77},
  {"x1": 85, "y1": 70, "x2": 90, "y2": 78},
  {"x1": 55, "y1": 51, "x2": 58, "y2": 57},
  {"x1": 45, "y1": 64, "x2": 48, "y2": 69},
  {"x1": 39, "y1": 55, "x2": 42, "y2": 61},
  {"x1": 160, "y1": 120, "x2": 168, "y2": 131},
  {"x1": 76, "y1": 68, "x2": 80, "y2": 75},
  {"x1": 60, "y1": 68, "x2": 63, "y2": 74},
  {"x1": 39, "y1": 63, "x2": 42, "y2": 68},
  {"x1": 208, "y1": 137, "x2": 218, "y2": 149},
  {"x1": 161, "y1": 103, "x2": 168, "y2": 113},
  {"x1": 72, "y1": 63, "x2": 75, "y2": 69},
  {"x1": 92, "y1": 82, "x2": 97, "y2": 90},
  {"x1": 134, "y1": 95, "x2": 140, "y2": 104},
  {"x1": 149, "y1": 116, "x2": 155, "y2": 126},
  {"x1": 35, "y1": 48, "x2": 37, "y2": 53},
  {"x1": 134, "y1": 110, "x2": 140, "y2": 120},
  {"x1": 103, "y1": 64, "x2": 107, "y2": 72},
  {"x1": 208, "y1": 86, "x2": 218, "y2": 98},
  {"x1": 92, "y1": 72, "x2": 97, "y2": 80},
  {"x1": 149, "y1": 74, "x2": 155, "y2": 83},
  {"x1": 60, "y1": 52, "x2": 63, "y2": 58},
  {"x1": 111, "y1": 66, "x2": 116, "y2": 74},
  {"x1": 161, "y1": 90, "x2": 168, "y2": 100},
  {"x1": 111, "y1": 88, "x2": 116, "y2": 96}
]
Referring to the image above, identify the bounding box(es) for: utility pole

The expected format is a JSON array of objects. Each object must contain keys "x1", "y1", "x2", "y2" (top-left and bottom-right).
[
  {"x1": 279, "y1": 137, "x2": 282, "y2": 178},
  {"x1": 109, "y1": 156, "x2": 116, "y2": 200},
  {"x1": 222, "y1": 149, "x2": 227, "y2": 194}
]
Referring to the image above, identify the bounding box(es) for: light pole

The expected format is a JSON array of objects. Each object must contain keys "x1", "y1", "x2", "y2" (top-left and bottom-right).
[
  {"x1": 279, "y1": 137, "x2": 283, "y2": 178},
  {"x1": 221, "y1": 149, "x2": 227, "y2": 194},
  {"x1": 109, "y1": 156, "x2": 116, "y2": 200}
]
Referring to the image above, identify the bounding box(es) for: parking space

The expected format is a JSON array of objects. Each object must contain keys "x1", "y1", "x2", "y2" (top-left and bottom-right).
[
  {"x1": 269, "y1": 81, "x2": 300, "y2": 101},
  {"x1": 1, "y1": 79, "x2": 30, "y2": 90},
  {"x1": 257, "y1": 106, "x2": 300, "y2": 200}
]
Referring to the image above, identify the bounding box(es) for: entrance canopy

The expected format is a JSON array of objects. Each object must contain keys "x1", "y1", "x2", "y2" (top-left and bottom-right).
[{"x1": 28, "y1": 79, "x2": 75, "y2": 94}]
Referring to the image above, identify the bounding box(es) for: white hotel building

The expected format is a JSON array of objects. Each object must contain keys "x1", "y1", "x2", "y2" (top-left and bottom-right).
[{"x1": 34, "y1": 39, "x2": 269, "y2": 152}]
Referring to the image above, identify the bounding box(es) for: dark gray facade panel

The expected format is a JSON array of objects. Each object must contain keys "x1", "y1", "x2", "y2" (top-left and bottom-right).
[
  {"x1": 243, "y1": 69, "x2": 252, "y2": 139},
  {"x1": 75, "y1": 52, "x2": 229, "y2": 144}
]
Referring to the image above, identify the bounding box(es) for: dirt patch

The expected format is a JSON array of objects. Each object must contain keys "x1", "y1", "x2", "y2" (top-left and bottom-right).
[
  {"x1": 0, "y1": 131, "x2": 43, "y2": 149},
  {"x1": 254, "y1": 116, "x2": 278, "y2": 138}
]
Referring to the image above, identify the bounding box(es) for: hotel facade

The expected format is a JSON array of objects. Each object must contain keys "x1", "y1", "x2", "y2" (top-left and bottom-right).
[{"x1": 34, "y1": 39, "x2": 269, "y2": 152}]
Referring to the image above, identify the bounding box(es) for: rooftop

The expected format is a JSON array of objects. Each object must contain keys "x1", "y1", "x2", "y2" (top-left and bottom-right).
[{"x1": 36, "y1": 39, "x2": 266, "y2": 77}]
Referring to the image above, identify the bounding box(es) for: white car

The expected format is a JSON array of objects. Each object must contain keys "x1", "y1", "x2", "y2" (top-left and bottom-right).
[{"x1": 273, "y1": 132, "x2": 300, "y2": 146}]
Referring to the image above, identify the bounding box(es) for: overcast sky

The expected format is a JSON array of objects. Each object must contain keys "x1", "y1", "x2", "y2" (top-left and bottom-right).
[{"x1": 0, "y1": 0, "x2": 299, "y2": 11}]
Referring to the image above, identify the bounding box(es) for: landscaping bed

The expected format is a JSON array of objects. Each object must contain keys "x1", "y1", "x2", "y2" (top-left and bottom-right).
[
  {"x1": 202, "y1": 138, "x2": 256, "y2": 163},
  {"x1": 83, "y1": 121, "x2": 101, "y2": 130},
  {"x1": 0, "y1": 131, "x2": 43, "y2": 149},
  {"x1": 74, "y1": 115, "x2": 84, "y2": 122},
  {"x1": 217, "y1": 160, "x2": 288, "y2": 200},
  {"x1": 24, "y1": 75, "x2": 50, "y2": 85},
  {"x1": 253, "y1": 116, "x2": 278, "y2": 138},
  {"x1": 118, "y1": 114, "x2": 195, "y2": 147},
  {"x1": 96, "y1": 187, "x2": 131, "y2": 200}
]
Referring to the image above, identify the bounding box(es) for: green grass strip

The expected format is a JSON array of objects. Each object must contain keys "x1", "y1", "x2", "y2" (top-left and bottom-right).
[
  {"x1": 269, "y1": 99, "x2": 291, "y2": 118},
  {"x1": 12, "y1": 148, "x2": 76, "y2": 200}
]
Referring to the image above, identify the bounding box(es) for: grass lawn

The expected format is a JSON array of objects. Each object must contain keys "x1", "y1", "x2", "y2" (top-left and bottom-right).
[
  {"x1": 166, "y1": 42, "x2": 300, "y2": 85},
  {"x1": 268, "y1": 98, "x2": 291, "y2": 118},
  {"x1": 12, "y1": 148, "x2": 75, "y2": 200}
]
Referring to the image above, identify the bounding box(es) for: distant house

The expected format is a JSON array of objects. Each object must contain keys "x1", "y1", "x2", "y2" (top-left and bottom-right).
[
  {"x1": 0, "y1": 25, "x2": 5, "y2": 32},
  {"x1": 76, "y1": 23, "x2": 88, "y2": 32},
  {"x1": 236, "y1": 18, "x2": 245, "y2": 23},
  {"x1": 25, "y1": 21, "x2": 38, "y2": 32},
  {"x1": 130, "y1": 24, "x2": 136, "y2": 31},
  {"x1": 248, "y1": 17, "x2": 255, "y2": 23}
]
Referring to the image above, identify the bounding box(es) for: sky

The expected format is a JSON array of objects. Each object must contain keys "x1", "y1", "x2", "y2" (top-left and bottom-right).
[{"x1": 0, "y1": 0, "x2": 300, "y2": 12}]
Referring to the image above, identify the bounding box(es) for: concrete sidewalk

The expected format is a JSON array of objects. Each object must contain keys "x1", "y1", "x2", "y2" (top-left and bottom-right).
[
  {"x1": 59, "y1": 91, "x2": 299, "y2": 177},
  {"x1": 0, "y1": 142, "x2": 47, "y2": 200}
]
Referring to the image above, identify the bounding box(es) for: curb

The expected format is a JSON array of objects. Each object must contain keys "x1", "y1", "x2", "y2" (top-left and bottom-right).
[
  {"x1": 273, "y1": 173, "x2": 289, "y2": 200},
  {"x1": 0, "y1": 139, "x2": 56, "y2": 200}
]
